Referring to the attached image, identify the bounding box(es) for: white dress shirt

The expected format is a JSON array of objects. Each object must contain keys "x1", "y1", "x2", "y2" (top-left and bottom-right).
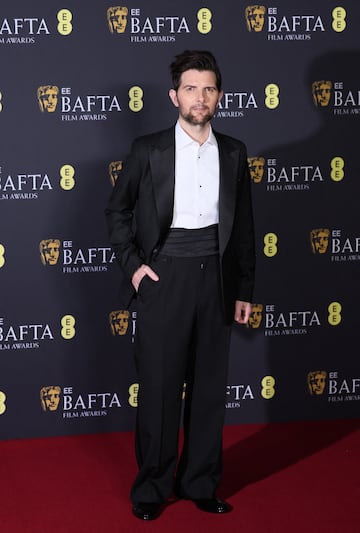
[{"x1": 171, "y1": 121, "x2": 220, "y2": 229}]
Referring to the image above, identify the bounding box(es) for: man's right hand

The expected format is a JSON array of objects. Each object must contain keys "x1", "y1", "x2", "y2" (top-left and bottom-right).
[{"x1": 131, "y1": 264, "x2": 159, "y2": 292}]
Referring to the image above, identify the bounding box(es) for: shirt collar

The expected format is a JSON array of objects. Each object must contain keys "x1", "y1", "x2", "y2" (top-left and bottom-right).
[{"x1": 175, "y1": 121, "x2": 217, "y2": 150}]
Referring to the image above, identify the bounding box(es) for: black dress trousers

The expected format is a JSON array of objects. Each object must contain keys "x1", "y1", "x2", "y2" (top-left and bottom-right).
[{"x1": 130, "y1": 253, "x2": 231, "y2": 504}]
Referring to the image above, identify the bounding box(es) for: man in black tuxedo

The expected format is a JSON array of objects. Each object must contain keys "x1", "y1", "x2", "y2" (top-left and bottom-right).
[{"x1": 106, "y1": 50, "x2": 255, "y2": 520}]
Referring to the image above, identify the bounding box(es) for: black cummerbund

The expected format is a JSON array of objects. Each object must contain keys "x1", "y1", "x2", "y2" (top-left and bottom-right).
[{"x1": 159, "y1": 224, "x2": 219, "y2": 257}]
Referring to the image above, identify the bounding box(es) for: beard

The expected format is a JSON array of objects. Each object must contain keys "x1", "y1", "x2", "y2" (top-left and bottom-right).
[{"x1": 182, "y1": 106, "x2": 214, "y2": 126}]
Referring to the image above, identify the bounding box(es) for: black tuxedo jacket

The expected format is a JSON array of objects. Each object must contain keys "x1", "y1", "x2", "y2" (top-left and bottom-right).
[{"x1": 106, "y1": 126, "x2": 255, "y2": 323}]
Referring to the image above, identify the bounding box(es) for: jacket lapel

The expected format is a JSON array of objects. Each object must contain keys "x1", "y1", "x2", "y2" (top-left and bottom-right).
[
  {"x1": 148, "y1": 127, "x2": 240, "y2": 255},
  {"x1": 216, "y1": 132, "x2": 239, "y2": 255},
  {"x1": 149, "y1": 127, "x2": 176, "y2": 239}
]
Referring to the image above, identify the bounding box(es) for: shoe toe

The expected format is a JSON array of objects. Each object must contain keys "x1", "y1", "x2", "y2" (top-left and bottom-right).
[
  {"x1": 194, "y1": 498, "x2": 232, "y2": 514},
  {"x1": 132, "y1": 502, "x2": 162, "y2": 520}
]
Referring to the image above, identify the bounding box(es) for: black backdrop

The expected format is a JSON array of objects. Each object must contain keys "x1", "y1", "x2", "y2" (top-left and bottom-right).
[{"x1": 1, "y1": 1, "x2": 359, "y2": 440}]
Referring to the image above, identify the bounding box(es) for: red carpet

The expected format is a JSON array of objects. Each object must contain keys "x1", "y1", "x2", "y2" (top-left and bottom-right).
[{"x1": 1, "y1": 420, "x2": 359, "y2": 533}]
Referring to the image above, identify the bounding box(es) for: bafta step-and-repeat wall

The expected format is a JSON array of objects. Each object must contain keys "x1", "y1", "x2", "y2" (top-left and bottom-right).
[{"x1": 0, "y1": 1, "x2": 359, "y2": 440}]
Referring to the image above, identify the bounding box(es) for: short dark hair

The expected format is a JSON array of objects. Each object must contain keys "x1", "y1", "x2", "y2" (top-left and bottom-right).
[{"x1": 170, "y1": 50, "x2": 222, "y2": 91}]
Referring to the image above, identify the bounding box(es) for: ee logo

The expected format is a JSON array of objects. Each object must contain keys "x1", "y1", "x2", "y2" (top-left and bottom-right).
[
  {"x1": 332, "y1": 7, "x2": 346, "y2": 33},
  {"x1": 328, "y1": 302, "x2": 342, "y2": 326},
  {"x1": 129, "y1": 383, "x2": 139, "y2": 407},
  {"x1": 61, "y1": 315, "x2": 76, "y2": 339},
  {"x1": 57, "y1": 9, "x2": 73, "y2": 35},
  {"x1": 264, "y1": 233, "x2": 278, "y2": 257},
  {"x1": 129, "y1": 86, "x2": 143, "y2": 112},
  {"x1": 0, "y1": 244, "x2": 5, "y2": 268},
  {"x1": 265, "y1": 84, "x2": 280, "y2": 109},
  {"x1": 331, "y1": 157, "x2": 344, "y2": 182},
  {"x1": 197, "y1": 8, "x2": 212, "y2": 34},
  {"x1": 0, "y1": 390, "x2": 6, "y2": 414},
  {"x1": 261, "y1": 376, "x2": 275, "y2": 399},
  {"x1": 60, "y1": 164, "x2": 75, "y2": 190}
]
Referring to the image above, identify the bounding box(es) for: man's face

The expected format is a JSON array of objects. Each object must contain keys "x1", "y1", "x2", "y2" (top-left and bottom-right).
[
  {"x1": 169, "y1": 70, "x2": 223, "y2": 128},
  {"x1": 43, "y1": 241, "x2": 60, "y2": 265}
]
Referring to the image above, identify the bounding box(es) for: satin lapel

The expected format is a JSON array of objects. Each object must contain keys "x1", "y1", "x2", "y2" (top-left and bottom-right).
[
  {"x1": 216, "y1": 133, "x2": 239, "y2": 255},
  {"x1": 149, "y1": 127, "x2": 175, "y2": 239}
]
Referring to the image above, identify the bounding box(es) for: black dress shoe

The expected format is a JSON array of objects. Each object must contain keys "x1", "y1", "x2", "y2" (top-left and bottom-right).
[
  {"x1": 132, "y1": 502, "x2": 162, "y2": 520},
  {"x1": 193, "y1": 498, "x2": 232, "y2": 514}
]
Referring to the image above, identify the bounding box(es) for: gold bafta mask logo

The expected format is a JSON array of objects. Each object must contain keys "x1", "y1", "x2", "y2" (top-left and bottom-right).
[
  {"x1": 107, "y1": 6, "x2": 128, "y2": 34},
  {"x1": 39, "y1": 239, "x2": 61, "y2": 266},
  {"x1": 245, "y1": 5, "x2": 266, "y2": 32},
  {"x1": 109, "y1": 310, "x2": 130, "y2": 335},
  {"x1": 307, "y1": 371, "x2": 327, "y2": 396},
  {"x1": 109, "y1": 161, "x2": 123, "y2": 187},
  {"x1": 37, "y1": 85, "x2": 59, "y2": 113},
  {"x1": 247, "y1": 303, "x2": 263, "y2": 329},
  {"x1": 310, "y1": 229, "x2": 330, "y2": 254},
  {"x1": 312, "y1": 81, "x2": 332, "y2": 107},
  {"x1": 40, "y1": 386, "x2": 61, "y2": 411},
  {"x1": 248, "y1": 157, "x2": 265, "y2": 183}
]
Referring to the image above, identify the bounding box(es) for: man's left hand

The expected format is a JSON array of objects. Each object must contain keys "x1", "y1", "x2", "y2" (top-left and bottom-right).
[{"x1": 234, "y1": 301, "x2": 252, "y2": 324}]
